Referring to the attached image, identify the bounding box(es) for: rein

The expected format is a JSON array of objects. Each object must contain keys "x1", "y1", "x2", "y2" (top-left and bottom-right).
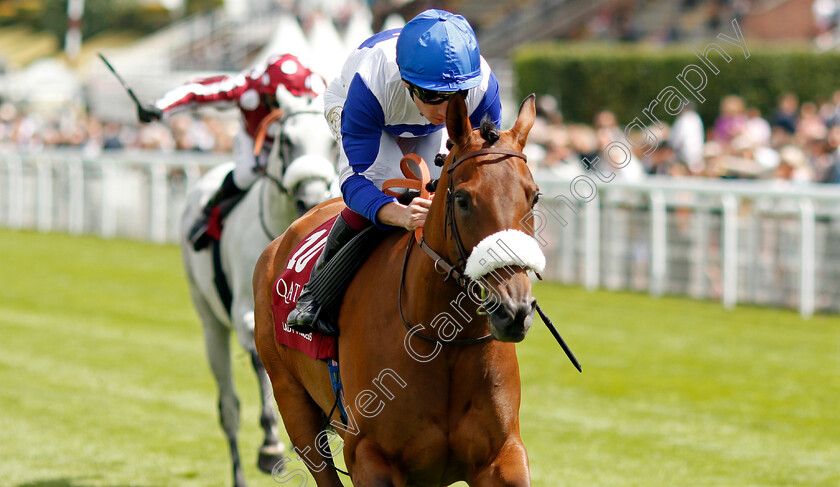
[
  {"x1": 386, "y1": 147, "x2": 528, "y2": 346},
  {"x1": 252, "y1": 107, "x2": 325, "y2": 240}
]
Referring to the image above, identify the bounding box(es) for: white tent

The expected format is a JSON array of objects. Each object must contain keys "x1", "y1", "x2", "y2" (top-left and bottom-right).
[{"x1": 0, "y1": 59, "x2": 82, "y2": 109}]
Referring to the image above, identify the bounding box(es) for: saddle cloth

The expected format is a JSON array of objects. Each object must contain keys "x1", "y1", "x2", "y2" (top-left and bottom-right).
[{"x1": 272, "y1": 215, "x2": 339, "y2": 361}]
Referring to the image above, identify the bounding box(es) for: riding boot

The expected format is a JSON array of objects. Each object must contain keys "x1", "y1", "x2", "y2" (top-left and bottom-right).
[
  {"x1": 287, "y1": 214, "x2": 362, "y2": 335},
  {"x1": 189, "y1": 171, "x2": 247, "y2": 251}
]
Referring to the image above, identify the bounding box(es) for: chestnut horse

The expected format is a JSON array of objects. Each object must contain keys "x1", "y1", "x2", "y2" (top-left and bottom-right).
[{"x1": 254, "y1": 94, "x2": 543, "y2": 485}]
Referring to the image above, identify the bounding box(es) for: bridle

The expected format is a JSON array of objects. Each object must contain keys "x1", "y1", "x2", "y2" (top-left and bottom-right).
[
  {"x1": 387, "y1": 146, "x2": 528, "y2": 346},
  {"x1": 441, "y1": 147, "x2": 530, "y2": 277},
  {"x1": 252, "y1": 107, "x2": 329, "y2": 240},
  {"x1": 252, "y1": 107, "x2": 325, "y2": 194}
]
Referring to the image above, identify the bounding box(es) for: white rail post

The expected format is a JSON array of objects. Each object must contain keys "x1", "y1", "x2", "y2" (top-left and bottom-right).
[
  {"x1": 149, "y1": 163, "x2": 168, "y2": 243},
  {"x1": 8, "y1": 155, "x2": 23, "y2": 229},
  {"x1": 605, "y1": 198, "x2": 626, "y2": 290},
  {"x1": 650, "y1": 190, "x2": 667, "y2": 297},
  {"x1": 584, "y1": 191, "x2": 600, "y2": 290},
  {"x1": 184, "y1": 163, "x2": 202, "y2": 192},
  {"x1": 799, "y1": 198, "x2": 816, "y2": 319},
  {"x1": 68, "y1": 158, "x2": 84, "y2": 235},
  {"x1": 101, "y1": 162, "x2": 117, "y2": 238},
  {"x1": 560, "y1": 202, "x2": 577, "y2": 284},
  {"x1": 36, "y1": 158, "x2": 52, "y2": 232},
  {"x1": 721, "y1": 194, "x2": 739, "y2": 309},
  {"x1": 689, "y1": 200, "x2": 709, "y2": 299}
]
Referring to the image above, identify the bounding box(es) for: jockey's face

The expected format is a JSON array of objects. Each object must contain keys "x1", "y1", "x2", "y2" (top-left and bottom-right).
[
  {"x1": 404, "y1": 81, "x2": 449, "y2": 126},
  {"x1": 264, "y1": 94, "x2": 279, "y2": 109}
]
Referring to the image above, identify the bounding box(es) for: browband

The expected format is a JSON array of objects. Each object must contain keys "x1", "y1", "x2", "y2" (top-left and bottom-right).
[{"x1": 450, "y1": 148, "x2": 527, "y2": 173}]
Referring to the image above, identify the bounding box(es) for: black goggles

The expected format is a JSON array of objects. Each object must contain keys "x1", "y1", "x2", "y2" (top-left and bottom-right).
[{"x1": 406, "y1": 82, "x2": 465, "y2": 105}]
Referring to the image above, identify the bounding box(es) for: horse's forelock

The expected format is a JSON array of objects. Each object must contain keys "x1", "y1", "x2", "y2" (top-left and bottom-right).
[{"x1": 479, "y1": 117, "x2": 500, "y2": 145}]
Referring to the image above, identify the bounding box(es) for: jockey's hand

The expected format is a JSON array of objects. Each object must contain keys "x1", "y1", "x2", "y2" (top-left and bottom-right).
[
  {"x1": 137, "y1": 104, "x2": 163, "y2": 123},
  {"x1": 403, "y1": 197, "x2": 432, "y2": 231},
  {"x1": 376, "y1": 198, "x2": 432, "y2": 231}
]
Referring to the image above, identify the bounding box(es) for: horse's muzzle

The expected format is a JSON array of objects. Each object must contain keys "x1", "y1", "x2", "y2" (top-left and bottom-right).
[{"x1": 488, "y1": 296, "x2": 536, "y2": 342}]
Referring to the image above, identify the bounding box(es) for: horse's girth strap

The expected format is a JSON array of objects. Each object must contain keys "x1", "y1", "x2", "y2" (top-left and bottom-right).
[
  {"x1": 253, "y1": 108, "x2": 286, "y2": 156},
  {"x1": 381, "y1": 153, "x2": 433, "y2": 242}
]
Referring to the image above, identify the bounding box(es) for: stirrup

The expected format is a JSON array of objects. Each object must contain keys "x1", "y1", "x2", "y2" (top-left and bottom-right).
[{"x1": 288, "y1": 303, "x2": 337, "y2": 336}]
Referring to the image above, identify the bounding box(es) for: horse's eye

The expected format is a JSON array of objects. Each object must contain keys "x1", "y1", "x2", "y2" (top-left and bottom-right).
[
  {"x1": 531, "y1": 192, "x2": 541, "y2": 208},
  {"x1": 454, "y1": 193, "x2": 470, "y2": 210}
]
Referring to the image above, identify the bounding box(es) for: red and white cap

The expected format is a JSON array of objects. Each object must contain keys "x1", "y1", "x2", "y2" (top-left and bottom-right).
[{"x1": 257, "y1": 54, "x2": 323, "y2": 97}]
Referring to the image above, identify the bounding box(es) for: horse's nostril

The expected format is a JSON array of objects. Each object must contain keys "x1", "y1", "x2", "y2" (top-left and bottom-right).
[{"x1": 295, "y1": 200, "x2": 307, "y2": 215}]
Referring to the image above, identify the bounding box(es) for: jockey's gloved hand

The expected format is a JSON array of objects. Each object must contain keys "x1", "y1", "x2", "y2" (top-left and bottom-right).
[{"x1": 137, "y1": 104, "x2": 163, "y2": 123}]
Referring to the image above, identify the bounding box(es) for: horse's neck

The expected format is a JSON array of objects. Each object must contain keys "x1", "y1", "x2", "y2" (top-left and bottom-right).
[
  {"x1": 259, "y1": 178, "x2": 297, "y2": 237},
  {"x1": 405, "y1": 237, "x2": 488, "y2": 342}
]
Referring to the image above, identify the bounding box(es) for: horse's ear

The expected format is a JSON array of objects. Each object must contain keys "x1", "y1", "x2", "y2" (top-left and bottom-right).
[
  {"x1": 446, "y1": 93, "x2": 471, "y2": 146},
  {"x1": 510, "y1": 94, "x2": 536, "y2": 148}
]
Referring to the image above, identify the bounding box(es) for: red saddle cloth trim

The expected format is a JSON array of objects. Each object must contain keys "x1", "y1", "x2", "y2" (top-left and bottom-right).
[
  {"x1": 206, "y1": 205, "x2": 223, "y2": 241},
  {"x1": 272, "y1": 215, "x2": 339, "y2": 361}
]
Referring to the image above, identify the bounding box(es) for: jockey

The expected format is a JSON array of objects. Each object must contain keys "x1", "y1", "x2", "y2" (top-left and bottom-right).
[
  {"x1": 288, "y1": 9, "x2": 502, "y2": 335},
  {"x1": 137, "y1": 54, "x2": 323, "y2": 251}
]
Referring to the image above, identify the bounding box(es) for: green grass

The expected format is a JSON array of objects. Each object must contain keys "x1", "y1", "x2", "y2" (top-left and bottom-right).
[{"x1": 1, "y1": 230, "x2": 838, "y2": 486}]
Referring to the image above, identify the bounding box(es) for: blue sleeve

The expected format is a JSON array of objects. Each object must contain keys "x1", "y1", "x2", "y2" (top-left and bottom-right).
[
  {"x1": 341, "y1": 175, "x2": 397, "y2": 229},
  {"x1": 342, "y1": 73, "x2": 384, "y2": 169},
  {"x1": 469, "y1": 71, "x2": 502, "y2": 129},
  {"x1": 340, "y1": 73, "x2": 397, "y2": 228}
]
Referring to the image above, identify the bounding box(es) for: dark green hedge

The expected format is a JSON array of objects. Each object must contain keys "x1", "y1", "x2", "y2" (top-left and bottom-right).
[
  {"x1": 513, "y1": 42, "x2": 840, "y2": 125},
  {"x1": 1, "y1": 0, "x2": 175, "y2": 47}
]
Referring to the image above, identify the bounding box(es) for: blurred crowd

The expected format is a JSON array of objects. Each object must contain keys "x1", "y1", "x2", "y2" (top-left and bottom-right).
[
  {"x1": 4, "y1": 92, "x2": 840, "y2": 186},
  {"x1": 0, "y1": 102, "x2": 238, "y2": 157},
  {"x1": 526, "y1": 92, "x2": 840, "y2": 184}
]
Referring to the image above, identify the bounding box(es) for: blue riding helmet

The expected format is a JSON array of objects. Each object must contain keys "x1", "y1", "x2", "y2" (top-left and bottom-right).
[{"x1": 396, "y1": 9, "x2": 483, "y2": 92}]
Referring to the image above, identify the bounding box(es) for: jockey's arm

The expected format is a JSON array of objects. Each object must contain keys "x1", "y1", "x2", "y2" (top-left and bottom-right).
[
  {"x1": 376, "y1": 198, "x2": 432, "y2": 231},
  {"x1": 154, "y1": 73, "x2": 248, "y2": 116},
  {"x1": 339, "y1": 75, "x2": 428, "y2": 231}
]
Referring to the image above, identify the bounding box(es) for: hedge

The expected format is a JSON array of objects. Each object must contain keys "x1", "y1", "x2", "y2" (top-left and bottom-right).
[{"x1": 512, "y1": 42, "x2": 840, "y2": 126}]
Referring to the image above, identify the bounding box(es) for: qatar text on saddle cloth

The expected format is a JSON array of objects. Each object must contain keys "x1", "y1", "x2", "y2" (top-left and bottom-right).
[{"x1": 272, "y1": 215, "x2": 339, "y2": 361}]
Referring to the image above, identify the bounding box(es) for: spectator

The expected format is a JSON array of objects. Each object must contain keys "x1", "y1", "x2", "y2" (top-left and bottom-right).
[
  {"x1": 714, "y1": 95, "x2": 747, "y2": 143},
  {"x1": 775, "y1": 145, "x2": 814, "y2": 183},
  {"x1": 669, "y1": 101, "x2": 705, "y2": 174},
  {"x1": 796, "y1": 102, "x2": 827, "y2": 143},
  {"x1": 745, "y1": 107, "x2": 771, "y2": 147},
  {"x1": 771, "y1": 92, "x2": 799, "y2": 135}
]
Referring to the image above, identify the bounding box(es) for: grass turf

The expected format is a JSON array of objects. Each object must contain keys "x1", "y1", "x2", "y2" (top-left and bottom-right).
[{"x1": 0, "y1": 230, "x2": 837, "y2": 486}]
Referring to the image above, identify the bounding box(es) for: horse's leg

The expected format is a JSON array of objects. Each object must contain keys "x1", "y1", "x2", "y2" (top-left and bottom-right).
[
  {"x1": 196, "y1": 300, "x2": 247, "y2": 487},
  {"x1": 230, "y1": 300, "x2": 285, "y2": 474},
  {"x1": 348, "y1": 439, "x2": 406, "y2": 487},
  {"x1": 255, "y1": 340, "x2": 343, "y2": 485},
  {"x1": 468, "y1": 439, "x2": 531, "y2": 487},
  {"x1": 248, "y1": 349, "x2": 285, "y2": 472}
]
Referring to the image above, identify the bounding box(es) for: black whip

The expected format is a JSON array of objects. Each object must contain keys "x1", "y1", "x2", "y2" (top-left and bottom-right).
[
  {"x1": 535, "y1": 302, "x2": 582, "y2": 373},
  {"x1": 98, "y1": 53, "x2": 145, "y2": 109}
]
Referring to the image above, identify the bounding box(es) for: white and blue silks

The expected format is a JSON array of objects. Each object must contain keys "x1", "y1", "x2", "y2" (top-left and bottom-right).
[{"x1": 323, "y1": 29, "x2": 502, "y2": 228}]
